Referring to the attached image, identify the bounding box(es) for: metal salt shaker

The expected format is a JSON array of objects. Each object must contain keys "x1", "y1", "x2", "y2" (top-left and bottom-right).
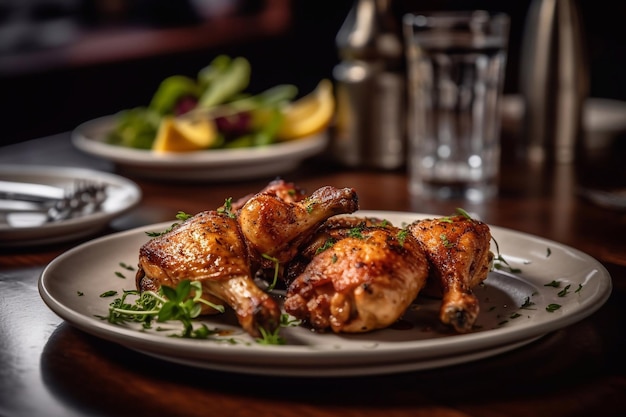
[
  {"x1": 519, "y1": 0, "x2": 588, "y2": 164},
  {"x1": 332, "y1": 0, "x2": 406, "y2": 169}
]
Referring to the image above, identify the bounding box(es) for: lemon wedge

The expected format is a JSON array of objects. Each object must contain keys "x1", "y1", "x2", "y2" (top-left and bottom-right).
[
  {"x1": 152, "y1": 115, "x2": 218, "y2": 152},
  {"x1": 276, "y1": 79, "x2": 335, "y2": 140}
]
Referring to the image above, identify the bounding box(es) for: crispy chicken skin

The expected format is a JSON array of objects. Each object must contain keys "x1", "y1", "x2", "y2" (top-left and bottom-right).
[
  {"x1": 282, "y1": 216, "x2": 393, "y2": 285},
  {"x1": 284, "y1": 223, "x2": 429, "y2": 333},
  {"x1": 135, "y1": 184, "x2": 359, "y2": 338},
  {"x1": 408, "y1": 214, "x2": 493, "y2": 333},
  {"x1": 238, "y1": 186, "x2": 359, "y2": 264},
  {"x1": 228, "y1": 178, "x2": 307, "y2": 211},
  {"x1": 136, "y1": 211, "x2": 281, "y2": 338}
]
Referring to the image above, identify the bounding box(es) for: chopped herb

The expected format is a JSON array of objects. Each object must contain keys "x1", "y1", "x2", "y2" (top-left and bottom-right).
[
  {"x1": 440, "y1": 233, "x2": 454, "y2": 248},
  {"x1": 331, "y1": 253, "x2": 338, "y2": 263},
  {"x1": 315, "y1": 238, "x2": 336, "y2": 254},
  {"x1": 261, "y1": 253, "x2": 280, "y2": 291},
  {"x1": 376, "y1": 219, "x2": 390, "y2": 227},
  {"x1": 303, "y1": 197, "x2": 317, "y2": 214},
  {"x1": 510, "y1": 313, "x2": 522, "y2": 319},
  {"x1": 217, "y1": 198, "x2": 236, "y2": 218},
  {"x1": 280, "y1": 313, "x2": 301, "y2": 327},
  {"x1": 115, "y1": 271, "x2": 126, "y2": 279},
  {"x1": 546, "y1": 247, "x2": 552, "y2": 257},
  {"x1": 396, "y1": 229, "x2": 408, "y2": 246},
  {"x1": 557, "y1": 284, "x2": 571, "y2": 297},
  {"x1": 348, "y1": 226, "x2": 364, "y2": 239},
  {"x1": 544, "y1": 280, "x2": 561, "y2": 288},
  {"x1": 100, "y1": 290, "x2": 118, "y2": 298},
  {"x1": 119, "y1": 262, "x2": 134, "y2": 271},
  {"x1": 546, "y1": 303, "x2": 561, "y2": 312},
  {"x1": 455, "y1": 207, "x2": 473, "y2": 220},
  {"x1": 256, "y1": 327, "x2": 286, "y2": 345},
  {"x1": 490, "y1": 237, "x2": 522, "y2": 273},
  {"x1": 575, "y1": 283, "x2": 583, "y2": 293},
  {"x1": 77, "y1": 291, "x2": 84, "y2": 296}
]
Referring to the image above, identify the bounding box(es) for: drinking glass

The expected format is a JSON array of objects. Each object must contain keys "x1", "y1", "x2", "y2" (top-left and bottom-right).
[{"x1": 403, "y1": 10, "x2": 510, "y2": 202}]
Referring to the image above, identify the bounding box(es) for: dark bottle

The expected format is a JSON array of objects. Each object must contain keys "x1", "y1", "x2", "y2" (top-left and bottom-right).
[{"x1": 332, "y1": 0, "x2": 406, "y2": 169}]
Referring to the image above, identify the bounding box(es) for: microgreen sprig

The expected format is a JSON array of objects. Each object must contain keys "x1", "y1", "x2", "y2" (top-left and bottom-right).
[
  {"x1": 217, "y1": 197, "x2": 236, "y2": 218},
  {"x1": 261, "y1": 253, "x2": 280, "y2": 291},
  {"x1": 103, "y1": 280, "x2": 225, "y2": 338}
]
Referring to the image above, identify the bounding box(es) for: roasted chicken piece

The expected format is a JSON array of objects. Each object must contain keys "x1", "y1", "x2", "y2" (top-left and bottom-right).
[
  {"x1": 284, "y1": 219, "x2": 429, "y2": 333},
  {"x1": 135, "y1": 211, "x2": 279, "y2": 338},
  {"x1": 228, "y1": 178, "x2": 307, "y2": 211},
  {"x1": 135, "y1": 184, "x2": 359, "y2": 338},
  {"x1": 238, "y1": 185, "x2": 359, "y2": 264},
  {"x1": 281, "y1": 215, "x2": 393, "y2": 285},
  {"x1": 408, "y1": 214, "x2": 493, "y2": 333}
]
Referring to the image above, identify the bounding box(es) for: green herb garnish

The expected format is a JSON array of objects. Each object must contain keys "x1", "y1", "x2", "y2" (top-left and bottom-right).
[
  {"x1": 103, "y1": 280, "x2": 224, "y2": 338},
  {"x1": 261, "y1": 253, "x2": 280, "y2": 291},
  {"x1": 217, "y1": 197, "x2": 236, "y2": 218},
  {"x1": 146, "y1": 211, "x2": 193, "y2": 237},
  {"x1": 396, "y1": 229, "x2": 408, "y2": 246},
  {"x1": 557, "y1": 284, "x2": 571, "y2": 297},
  {"x1": 315, "y1": 238, "x2": 336, "y2": 255}
]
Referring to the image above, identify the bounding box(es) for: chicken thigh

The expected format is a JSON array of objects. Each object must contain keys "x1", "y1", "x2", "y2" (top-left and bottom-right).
[
  {"x1": 408, "y1": 214, "x2": 493, "y2": 333},
  {"x1": 135, "y1": 210, "x2": 280, "y2": 338},
  {"x1": 284, "y1": 220, "x2": 429, "y2": 333},
  {"x1": 135, "y1": 184, "x2": 359, "y2": 338}
]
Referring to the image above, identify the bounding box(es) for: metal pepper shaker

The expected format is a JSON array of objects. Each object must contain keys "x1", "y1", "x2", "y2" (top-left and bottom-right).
[
  {"x1": 519, "y1": 0, "x2": 588, "y2": 164},
  {"x1": 331, "y1": 0, "x2": 406, "y2": 170}
]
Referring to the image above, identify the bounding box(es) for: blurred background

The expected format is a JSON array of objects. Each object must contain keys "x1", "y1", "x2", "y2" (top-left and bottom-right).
[{"x1": 1, "y1": 0, "x2": 625, "y2": 146}]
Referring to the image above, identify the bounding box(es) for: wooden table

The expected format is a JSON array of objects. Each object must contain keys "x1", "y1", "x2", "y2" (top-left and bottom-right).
[{"x1": 1, "y1": 132, "x2": 625, "y2": 417}]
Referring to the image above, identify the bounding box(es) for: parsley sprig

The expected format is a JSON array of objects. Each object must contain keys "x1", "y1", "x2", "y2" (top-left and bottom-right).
[
  {"x1": 103, "y1": 280, "x2": 225, "y2": 338},
  {"x1": 100, "y1": 280, "x2": 292, "y2": 344}
]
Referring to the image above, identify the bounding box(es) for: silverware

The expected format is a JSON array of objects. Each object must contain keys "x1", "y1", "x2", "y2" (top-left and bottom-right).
[
  {"x1": 0, "y1": 180, "x2": 108, "y2": 222},
  {"x1": 0, "y1": 180, "x2": 65, "y2": 202}
]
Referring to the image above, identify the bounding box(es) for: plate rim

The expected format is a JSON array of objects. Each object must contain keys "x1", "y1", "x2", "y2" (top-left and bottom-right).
[
  {"x1": 38, "y1": 210, "x2": 613, "y2": 375},
  {"x1": 0, "y1": 164, "x2": 142, "y2": 245},
  {"x1": 71, "y1": 114, "x2": 329, "y2": 168}
]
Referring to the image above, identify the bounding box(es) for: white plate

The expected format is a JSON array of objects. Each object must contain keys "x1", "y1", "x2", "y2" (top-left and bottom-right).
[
  {"x1": 71, "y1": 115, "x2": 329, "y2": 181},
  {"x1": 38, "y1": 210, "x2": 612, "y2": 377},
  {"x1": 0, "y1": 165, "x2": 141, "y2": 246}
]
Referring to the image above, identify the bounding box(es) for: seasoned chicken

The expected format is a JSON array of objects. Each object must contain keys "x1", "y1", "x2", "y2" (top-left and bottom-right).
[
  {"x1": 284, "y1": 220, "x2": 429, "y2": 333},
  {"x1": 408, "y1": 214, "x2": 493, "y2": 333},
  {"x1": 135, "y1": 184, "x2": 359, "y2": 338},
  {"x1": 228, "y1": 178, "x2": 307, "y2": 211},
  {"x1": 238, "y1": 185, "x2": 359, "y2": 264},
  {"x1": 135, "y1": 211, "x2": 280, "y2": 338},
  {"x1": 281, "y1": 215, "x2": 393, "y2": 285}
]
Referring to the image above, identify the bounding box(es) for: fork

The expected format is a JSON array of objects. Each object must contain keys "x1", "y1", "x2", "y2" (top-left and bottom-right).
[
  {"x1": 46, "y1": 180, "x2": 108, "y2": 221},
  {"x1": 0, "y1": 180, "x2": 108, "y2": 222}
]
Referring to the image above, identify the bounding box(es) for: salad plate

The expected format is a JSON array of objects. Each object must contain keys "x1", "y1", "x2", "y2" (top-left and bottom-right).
[
  {"x1": 72, "y1": 115, "x2": 328, "y2": 182},
  {"x1": 0, "y1": 165, "x2": 141, "y2": 247},
  {"x1": 38, "y1": 210, "x2": 612, "y2": 377}
]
